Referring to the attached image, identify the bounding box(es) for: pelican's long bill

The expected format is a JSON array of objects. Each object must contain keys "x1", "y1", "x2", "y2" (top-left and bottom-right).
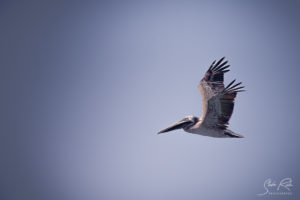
[{"x1": 158, "y1": 118, "x2": 193, "y2": 134}]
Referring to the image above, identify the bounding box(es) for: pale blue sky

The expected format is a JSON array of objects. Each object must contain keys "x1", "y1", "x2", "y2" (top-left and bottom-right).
[{"x1": 1, "y1": 1, "x2": 300, "y2": 200}]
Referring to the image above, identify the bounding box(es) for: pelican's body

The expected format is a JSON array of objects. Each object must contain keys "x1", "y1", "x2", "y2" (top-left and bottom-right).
[
  {"x1": 158, "y1": 57, "x2": 245, "y2": 138},
  {"x1": 185, "y1": 121, "x2": 239, "y2": 138},
  {"x1": 185, "y1": 121, "x2": 222, "y2": 137}
]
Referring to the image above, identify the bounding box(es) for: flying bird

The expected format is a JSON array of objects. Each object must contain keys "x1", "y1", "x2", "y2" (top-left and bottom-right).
[{"x1": 158, "y1": 57, "x2": 245, "y2": 138}]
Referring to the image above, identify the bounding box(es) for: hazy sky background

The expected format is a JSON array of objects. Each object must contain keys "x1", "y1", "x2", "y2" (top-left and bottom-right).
[{"x1": 1, "y1": 1, "x2": 300, "y2": 200}]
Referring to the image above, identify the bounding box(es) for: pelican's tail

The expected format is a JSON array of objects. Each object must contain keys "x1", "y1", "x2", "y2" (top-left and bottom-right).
[{"x1": 224, "y1": 129, "x2": 244, "y2": 138}]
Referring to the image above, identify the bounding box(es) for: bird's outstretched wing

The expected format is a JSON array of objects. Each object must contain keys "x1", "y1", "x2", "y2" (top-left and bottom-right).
[{"x1": 198, "y1": 57, "x2": 244, "y2": 129}]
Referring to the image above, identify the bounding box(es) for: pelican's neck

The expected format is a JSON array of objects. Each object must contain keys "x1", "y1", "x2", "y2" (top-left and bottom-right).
[{"x1": 184, "y1": 119, "x2": 203, "y2": 133}]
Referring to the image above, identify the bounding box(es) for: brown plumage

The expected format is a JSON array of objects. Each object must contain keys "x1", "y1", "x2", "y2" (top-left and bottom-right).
[{"x1": 198, "y1": 57, "x2": 245, "y2": 130}]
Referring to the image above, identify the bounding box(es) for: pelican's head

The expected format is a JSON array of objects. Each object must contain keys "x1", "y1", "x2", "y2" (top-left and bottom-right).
[{"x1": 158, "y1": 116, "x2": 199, "y2": 134}]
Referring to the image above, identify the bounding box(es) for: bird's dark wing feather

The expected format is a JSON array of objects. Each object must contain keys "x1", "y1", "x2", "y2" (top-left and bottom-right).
[
  {"x1": 198, "y1": 57, "x2": 230, "y2": 98},
  {"x1": 198, "y1": 57, "x2": 244, "y2": 128},
  {"x1": 202, "y1": 79, "x2": 245, "y2": 129},
  {"x1": 198, "y1": 57, "x2": 230, "y2": 120}
]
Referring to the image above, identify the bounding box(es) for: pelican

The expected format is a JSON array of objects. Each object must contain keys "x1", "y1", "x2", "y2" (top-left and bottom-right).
[{"x1": 158, "y1": 57, "x2": 245, "y2": 138}]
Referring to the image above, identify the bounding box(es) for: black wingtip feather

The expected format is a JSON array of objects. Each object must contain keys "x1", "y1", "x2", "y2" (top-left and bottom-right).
[
  {"x1": 216, "y1": 56, "x2": 225, "y2": 64},
  {"x1": 224, "y1": 80, "x2": 245, "y2": 94},
  {"x1": 231, "y1": 82, "x2": 242, "y2": 88},
  {"x1": 217, "y1": 65, "x2": 230, "y2": 72},
  {"x1": 214, "y1": 61, "x2": 228, "y2": 71},
  {"x1": 225, "y1": 79, "x2": 236, "y2": 89},
  {"x1": 211, "y1": 57, "x2": 225, "y2": 70},
  {"x1": 209, "y1": 57, "x2": 231, "y2": 74},
  {"x1": 209, "y1": 60, "x2": 216, "y2": 70}
]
